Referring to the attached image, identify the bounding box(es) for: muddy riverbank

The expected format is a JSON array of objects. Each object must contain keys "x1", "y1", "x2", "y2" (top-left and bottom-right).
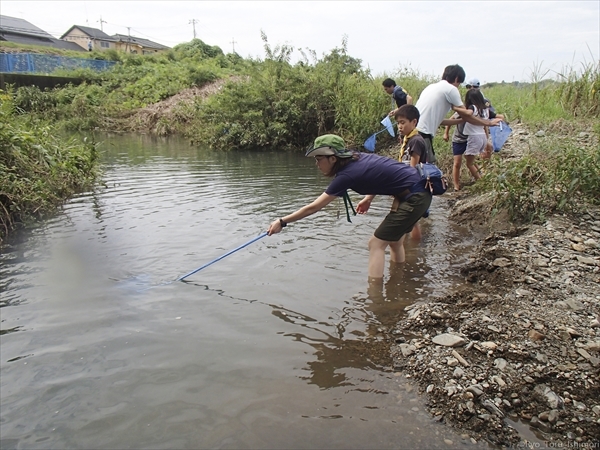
[{"x1": 384, "y1": 125, "x2": 600, "y2": 448}]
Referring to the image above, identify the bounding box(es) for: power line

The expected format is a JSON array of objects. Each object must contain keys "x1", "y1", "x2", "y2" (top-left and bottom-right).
[
  {"x1": 130, "y1": 28, "x2": 161, "y2": 40},
  {"x1": 98, "y1": 16, "x2": 107, "y2": 32},
  {"x1": 189, "y1": 19, "x2": 198, "y2": 39}
]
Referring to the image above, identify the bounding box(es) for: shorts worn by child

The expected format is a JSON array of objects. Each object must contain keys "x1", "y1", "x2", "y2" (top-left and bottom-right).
[
  {"x1": 463, "y1": 105, "x2": 489, "y2": 156},
  {"x1": 450, "y1": 112, "x2": 468, "y2": 156}
]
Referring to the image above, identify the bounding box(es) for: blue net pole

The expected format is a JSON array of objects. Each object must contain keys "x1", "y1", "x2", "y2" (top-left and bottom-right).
[{"x1": 177, "y1": 232, "x2": 268, "y2": 281}]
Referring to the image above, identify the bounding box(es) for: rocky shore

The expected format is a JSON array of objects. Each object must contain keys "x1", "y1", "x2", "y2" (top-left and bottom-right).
[{"x1": 389, "y1": 195, "x2": 600, "y2": 447}]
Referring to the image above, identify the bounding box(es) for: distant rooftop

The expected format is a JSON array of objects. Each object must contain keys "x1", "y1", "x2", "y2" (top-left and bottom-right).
[
  {"x1": 0, "y1": 15, "x2": 55, "y2": 39},
  {"x1": 59, "y1": 25, "x2": 116, "y2": 41},
  {"x1": 112, "y1": 33, "x2": 169, "y2": 50},
  {"x1": 0, "y1": 15, "x2": 84, "y2": 51},
  {"x1": 1, "y1": 18, "x2": 170, "y2": 53}
]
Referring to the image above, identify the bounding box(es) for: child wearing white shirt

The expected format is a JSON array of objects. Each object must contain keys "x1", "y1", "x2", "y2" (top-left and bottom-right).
[{"x1": 462, "y1": 89, "x2": 490, "y2": 181}]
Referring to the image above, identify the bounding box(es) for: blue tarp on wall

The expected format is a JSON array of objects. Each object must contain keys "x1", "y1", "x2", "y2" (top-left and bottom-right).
[{"x1": 0, "y1": 53, "x2": 116, "y2": 73}]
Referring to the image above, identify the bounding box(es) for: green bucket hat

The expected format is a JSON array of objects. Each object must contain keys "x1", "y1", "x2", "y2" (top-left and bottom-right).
[{"x1": 305, "y1": 134, "x2": 354, "y2": 158}]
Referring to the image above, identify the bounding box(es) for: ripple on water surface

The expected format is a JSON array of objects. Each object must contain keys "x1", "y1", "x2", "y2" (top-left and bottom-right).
[{"x1": 0, "y1": 135, "x2": 487, "y2": 449}]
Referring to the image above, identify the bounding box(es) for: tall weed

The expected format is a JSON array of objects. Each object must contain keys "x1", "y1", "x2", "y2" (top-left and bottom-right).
[
  {"x1": 474, "y1": 138, "x2": 600, "y2": 222},
  {"x1": 555, "y1": 60, "x2": 600, "y2": 117},
  {"x1": 187, "y1": 36, "x2": 376, "y2": 151},
  {"x1": 483, "y1": 59, "x2": 599, "y2": 124},
  {"x1": 0, "y1": 103, "x2": 99, "y2": 241}
]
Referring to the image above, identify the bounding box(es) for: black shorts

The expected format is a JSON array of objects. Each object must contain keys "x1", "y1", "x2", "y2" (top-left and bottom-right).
[
  {"x1": 452, "y1": 141, "x2": 467, "y2": 156},
  {"x1": 374, "y1": 192, "x2": 432, "y2": 242}
]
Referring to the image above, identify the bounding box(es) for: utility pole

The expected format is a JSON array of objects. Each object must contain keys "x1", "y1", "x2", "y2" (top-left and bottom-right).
[
  {"x1": 126, "y1": 26, "x2": 131, "y2": 53},
  {"x1": 189, "y1": 19, "x2": 198, "y2": 39},
  {"x1": 98, "y1": 16, "x2": 107, "y2": 31},
  {"x1": 230, "y1": 38, "x2": 237, "y2": 53}
]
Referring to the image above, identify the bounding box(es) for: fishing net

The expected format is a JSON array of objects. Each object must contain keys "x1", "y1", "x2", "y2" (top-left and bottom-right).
[
  {"x1": 363, "y1": 116, "x2": 396, "y2": 152},
  {"x1": 490, "y1": 121, "x2": 512, "y2": 152}
]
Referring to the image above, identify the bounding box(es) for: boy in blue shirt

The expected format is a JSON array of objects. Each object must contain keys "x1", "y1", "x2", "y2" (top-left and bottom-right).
[{"x1": 382, "y1": 78, "x2": 413, "y2": 117}]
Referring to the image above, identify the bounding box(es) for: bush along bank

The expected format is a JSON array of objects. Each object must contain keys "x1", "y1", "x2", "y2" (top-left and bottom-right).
[
  {"x1": 0, "y1": 101, "x2": 99, "y2": 244},
  {"x1": 7, "y1": 36, "x2": 598, "y2": 156},
  {"x1": 473, "y1": 127, "x2": 600, "y2": 223},
  {"x1": 6, "y1": 36, "x2": 431, "y2": 152}
]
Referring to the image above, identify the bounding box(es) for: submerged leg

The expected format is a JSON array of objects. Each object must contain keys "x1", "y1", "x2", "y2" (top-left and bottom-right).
[
  {"x1": 368, "y1": 235, "x2": 390, "y2": 279},
  {"x1": 389, "y1": 234, "x2": 406, "y2": 263}
]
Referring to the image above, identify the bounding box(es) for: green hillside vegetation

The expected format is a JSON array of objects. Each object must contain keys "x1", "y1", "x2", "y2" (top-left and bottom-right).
[
  {"x1": 1, "y1": 40, "x2": 99, "y2": 58},
  {"x1": 1, "y1": 36, "x2": 599, "y2": 242}
]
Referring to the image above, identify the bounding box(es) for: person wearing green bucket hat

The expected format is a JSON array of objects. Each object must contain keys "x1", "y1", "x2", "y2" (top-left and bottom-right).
[
  {"x1": 305, "y1": 134, "x2": 355, "y2": 158},
  {"x1": 267, "y1": 134, "x2": 432, "y2": 280}
]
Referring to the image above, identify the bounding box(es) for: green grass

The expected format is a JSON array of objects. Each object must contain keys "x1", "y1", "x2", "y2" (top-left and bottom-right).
[
  {"x1": 0, "y1": 96, "x2": 100, "y2": 242},
  {"x1": 472, "y1": 136, "x2": 599, "y2": 222},
  {"x1": 482, "y1": 60, "x2": 599, "y2": 125},
  {"x1": 0, "y1": 41, "x2": 95, "y2": 58}
]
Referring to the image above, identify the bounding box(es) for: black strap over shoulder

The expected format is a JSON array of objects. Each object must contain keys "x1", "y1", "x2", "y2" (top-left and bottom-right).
[{"x1": 342, "y1": 191, "x2": 356, "y2": 223}]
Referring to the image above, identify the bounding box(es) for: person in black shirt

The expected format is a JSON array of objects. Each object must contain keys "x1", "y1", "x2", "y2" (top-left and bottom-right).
[{"x1": 382, "y1": 78, "x2": 413, "y2": 117}]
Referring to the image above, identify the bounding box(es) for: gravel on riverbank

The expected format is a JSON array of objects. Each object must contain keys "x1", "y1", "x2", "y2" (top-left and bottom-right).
[
  {"x1": 384, "y1": 123, "x2": 600, "y2": 448},
  {"x1": 391, "y1": 207, "x2": 600, "y2": 447}
]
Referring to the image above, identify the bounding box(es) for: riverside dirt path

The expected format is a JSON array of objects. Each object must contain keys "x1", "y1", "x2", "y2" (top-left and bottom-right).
[{"x1": 382, "y1": 123, "x2": 600, "y2": 448}]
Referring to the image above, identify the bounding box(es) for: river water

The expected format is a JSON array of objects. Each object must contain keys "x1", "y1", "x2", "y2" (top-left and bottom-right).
[{"x1": 0, "y1": 134, "x2": 486, "y2": 449}]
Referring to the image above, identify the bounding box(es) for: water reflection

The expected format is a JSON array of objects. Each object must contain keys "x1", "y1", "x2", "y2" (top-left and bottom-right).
[
  {"x1": 0, "y1": 133, "x2": 485, "y2": 449},
  {"x1": 179, "y1": 279, "x2": 389, "y2": 391},
  {"x1": 173, "y1": 252, "x2": 434, "y2": 394}
]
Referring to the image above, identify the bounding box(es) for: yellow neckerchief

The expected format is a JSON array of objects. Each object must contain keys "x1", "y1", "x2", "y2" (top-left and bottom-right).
[{"x1": 399, "y1": 128, "x2": 419, "y2": 161}]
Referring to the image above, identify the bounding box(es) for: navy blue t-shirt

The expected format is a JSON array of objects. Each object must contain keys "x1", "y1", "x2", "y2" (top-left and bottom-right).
[
  {"x1": 484, "y1": 97, "x2": 496, "y2": 114},
  {"x1": 392, "y1": 86, "x2": 408, "y2": 108},
  {"x1": 325, "y1": 153, "x2": 423, "y2": 197}
]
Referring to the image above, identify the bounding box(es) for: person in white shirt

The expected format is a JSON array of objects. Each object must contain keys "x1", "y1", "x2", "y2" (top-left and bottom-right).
[{"x1": 415, "y1": 65, "x2": 501, "y2": 163}]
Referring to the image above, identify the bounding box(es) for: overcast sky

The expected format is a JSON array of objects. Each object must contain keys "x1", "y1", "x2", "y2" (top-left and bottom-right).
[{"x1": 2, "y1": 1, "x2": 598, "y2": 83}]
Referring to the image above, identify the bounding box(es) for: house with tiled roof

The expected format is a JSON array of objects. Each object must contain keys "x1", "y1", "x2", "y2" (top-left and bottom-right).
[
  {"x1": 112, "y1": 33, "x2": 169, "y2": 54},
  {"x1": 61, "y1": 25, "x2": 169, "y2": 54},
  {"x1": 60, "y1": 25, "x2": 117, "y2": 51},
  {"x1": 0, "y1": 15, "x2": 84, "y2": 51}
]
